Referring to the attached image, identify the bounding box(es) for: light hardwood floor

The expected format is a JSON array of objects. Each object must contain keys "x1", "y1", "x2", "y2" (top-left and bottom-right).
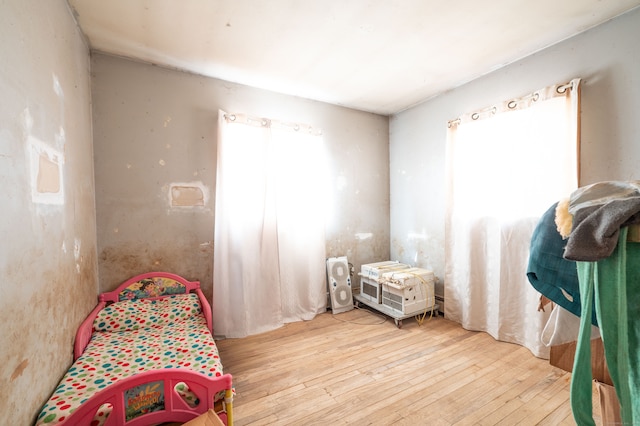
[{"x1": 216, "y1": 308, "x2": 600, "y2": 425}]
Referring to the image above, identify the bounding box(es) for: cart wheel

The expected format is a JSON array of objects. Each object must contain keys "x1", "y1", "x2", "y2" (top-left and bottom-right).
[{"x1": 394, "y1": 319, "x2": 403, "y2": 329}]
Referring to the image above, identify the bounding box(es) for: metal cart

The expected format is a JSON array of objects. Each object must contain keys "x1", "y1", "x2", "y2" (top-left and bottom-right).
[{"x1": 353, "y1": 292, "x2": 438, "y2": 328}]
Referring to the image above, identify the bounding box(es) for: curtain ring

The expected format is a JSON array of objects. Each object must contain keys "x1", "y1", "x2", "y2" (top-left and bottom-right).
[
  {"x1": 508, "y1": 100, "x2": 517, "y2": 109},
  {"x1": 447, "y1": 118, "x2": 460, "y2": 128},
  {"x1": 556, "y1": 82, "x2": 572, "y2": 94},
  {"x1": 471, "y1": 112, "x2": 480, "y2": 121},
  {"x1": 227, "y1": 114, "x2": 236, "y2": 121},
  {"x1": 532, "y1": 92, "x2": 540, "y2": 102},
  {"x1": 491, "y1": 106, "x2": 497, "y2": 115}
]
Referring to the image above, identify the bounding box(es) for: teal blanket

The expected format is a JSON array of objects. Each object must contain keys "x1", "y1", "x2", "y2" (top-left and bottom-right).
[
  {"x1": 571, "y1": 228, "x2": 640, "y2": 425},
  {"x1": 527, "y1": 202, "x2": 597, "y2": 325}
]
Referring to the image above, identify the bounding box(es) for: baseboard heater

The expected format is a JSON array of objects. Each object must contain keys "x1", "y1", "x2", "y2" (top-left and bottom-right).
[{"x1": 435, "y1": 295, "x2": 445, "y2": 316}]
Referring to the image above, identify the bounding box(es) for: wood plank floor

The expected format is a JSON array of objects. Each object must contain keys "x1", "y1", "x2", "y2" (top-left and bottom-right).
[{"x1": 216, "y1": 308, "x2": 601, "y2": 425}]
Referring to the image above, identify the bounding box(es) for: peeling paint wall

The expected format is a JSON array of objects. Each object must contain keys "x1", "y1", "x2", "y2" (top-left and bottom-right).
[
  {"x1": 91, "y1": 54, "x2": 390, "y2": 300},
  {"x1": 390, "y1": 8, "x2": 640, "y2": 301},
  {"x1": 0, "y1": 0, "x2": 97, "y2": 424}
]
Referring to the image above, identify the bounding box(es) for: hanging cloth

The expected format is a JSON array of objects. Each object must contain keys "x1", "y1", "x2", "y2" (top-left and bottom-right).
[
  {"x1": 571, "y1": 227, "x2": 640, "y2": 425},
  {"x1": 445, "y1": 79, "x2": 581, "y2": 358}
]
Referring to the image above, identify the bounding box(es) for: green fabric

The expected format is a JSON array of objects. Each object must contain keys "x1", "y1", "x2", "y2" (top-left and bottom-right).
[
  {"x1": 572, "y1": 228, "x2": 640, "y2": 425},
  {"x1": 572, "y1": 259, "x2": 596, "y2": 426}
]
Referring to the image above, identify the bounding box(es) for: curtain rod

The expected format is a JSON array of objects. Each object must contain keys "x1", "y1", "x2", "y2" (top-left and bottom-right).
[
  {"x1": 447, "y1": 78, "x2": 580, "y2": 128},
  {"x1": 224, "y1": 113, "x2": 322, "y2": 136}
]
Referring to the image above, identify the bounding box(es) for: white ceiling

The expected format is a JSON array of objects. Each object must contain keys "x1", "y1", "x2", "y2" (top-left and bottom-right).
[{"x1": 68, "y1": 0, "x2": 640, "y2": 115}]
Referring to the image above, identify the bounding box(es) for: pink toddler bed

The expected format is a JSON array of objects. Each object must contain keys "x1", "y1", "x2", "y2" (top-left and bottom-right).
[{"x1": 35, "y1": 272, "x2": 234, "y2": 426}]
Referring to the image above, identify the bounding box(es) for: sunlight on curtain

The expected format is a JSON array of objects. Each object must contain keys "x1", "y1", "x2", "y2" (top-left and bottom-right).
[
  {"x1": 213, "y1": 111, "x2": 328, "y2": 338},
  {"x1": 445, "y1": 79, "x2": 581, "y2": 358}
]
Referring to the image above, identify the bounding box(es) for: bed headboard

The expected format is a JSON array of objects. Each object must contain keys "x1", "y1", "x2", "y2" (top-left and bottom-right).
[
  {"x1": 75, "y1": 272, "x2": 213, "y2": 359},
  {"x1": 100, "y1": 271, "x2": 201, "y2": 303}
]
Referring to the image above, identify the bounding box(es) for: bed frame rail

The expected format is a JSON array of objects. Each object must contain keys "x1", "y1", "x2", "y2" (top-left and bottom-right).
[{"x1": 63, "y1": 370, "x2": 233, "y2": 426}]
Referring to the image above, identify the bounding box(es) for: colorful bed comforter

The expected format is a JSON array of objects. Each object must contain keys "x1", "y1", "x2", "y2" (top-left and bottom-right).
[{"x1": 36, "y1": 293, "x2": 224, "y2": 425}]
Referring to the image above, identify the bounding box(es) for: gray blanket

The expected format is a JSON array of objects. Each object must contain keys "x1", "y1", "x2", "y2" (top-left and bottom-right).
[{"x1": 564, "y1": 181, "x2": 640, "y2": 261}]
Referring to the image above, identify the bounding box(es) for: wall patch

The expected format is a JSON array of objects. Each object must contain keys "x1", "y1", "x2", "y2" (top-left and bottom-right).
[
  {"x1": 169, "y1": 182, "x2": 209, "y2": 207},
  {"x1": 28, "y1": 136, "x2": 64, "y2": 205}
]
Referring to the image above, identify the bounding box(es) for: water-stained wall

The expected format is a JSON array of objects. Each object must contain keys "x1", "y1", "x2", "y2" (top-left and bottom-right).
[
  {"x1": 390, "y1": 8, "x2": 640, "y2": 303},
  {"x1": 0, "y1": 1, "x2": 97, "y2": 424},
  {"x1": 91, "y1": 54, "x2": 390, "y2": 300}
]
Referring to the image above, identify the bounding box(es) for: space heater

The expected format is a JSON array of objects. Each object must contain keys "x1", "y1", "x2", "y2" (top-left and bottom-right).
[
  {"x1": 358, "y1": 261, "x2": 411, "y2": 304},
  {"x1": 380, "y1": 267, "x2": 435, "y2": 316}
]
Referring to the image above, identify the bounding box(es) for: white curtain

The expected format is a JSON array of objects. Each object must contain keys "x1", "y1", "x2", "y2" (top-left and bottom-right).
[
  {"x1": 445, "y1": 79, "x2": 581, "y2": 358},
  {"x1": 213, "y1": 111, "x2": 328, "y2": 338}
]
